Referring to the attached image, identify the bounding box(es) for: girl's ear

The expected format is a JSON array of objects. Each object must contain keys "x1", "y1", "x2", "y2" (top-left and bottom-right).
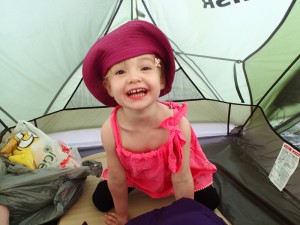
[
  {"x1": 107, "y1": 86, "x2": 113, "y2": 97},
  {"x1": 103, "y1": 79, "x2": 113, "y2": 97},
  {"x1": 160, "y1": 73, "x2": 166, "y2": 91}
]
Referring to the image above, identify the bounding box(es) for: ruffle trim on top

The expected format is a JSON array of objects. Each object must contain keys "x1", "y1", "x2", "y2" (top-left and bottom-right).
[{"x1": 194, "y1": 181, "x2": 213, "y2": 192}]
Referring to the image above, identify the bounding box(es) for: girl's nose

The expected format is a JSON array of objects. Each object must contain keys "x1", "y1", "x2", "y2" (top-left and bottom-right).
[{"x1": 127, "y1": 71, "x2": 141, "y2": 83}]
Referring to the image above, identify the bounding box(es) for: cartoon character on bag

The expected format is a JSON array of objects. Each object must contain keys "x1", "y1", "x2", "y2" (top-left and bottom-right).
[{"x1": 0, "y1": 132, "x2": 39, "y2": 169}]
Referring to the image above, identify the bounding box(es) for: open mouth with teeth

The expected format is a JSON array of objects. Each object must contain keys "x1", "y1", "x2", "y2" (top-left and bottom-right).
[{"x1": 126, "y1": 88, "x2": 148, "y2": 98}]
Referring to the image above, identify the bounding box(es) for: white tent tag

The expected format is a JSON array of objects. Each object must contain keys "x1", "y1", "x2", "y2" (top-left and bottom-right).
[{"x1": 269, "y1": 143, "x2": 300, "y2": 191}]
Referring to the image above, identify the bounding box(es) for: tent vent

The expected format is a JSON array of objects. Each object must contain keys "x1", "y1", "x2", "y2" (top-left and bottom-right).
[{"x1": 229, "y1": 125, "x2": 244, "y2": 136}]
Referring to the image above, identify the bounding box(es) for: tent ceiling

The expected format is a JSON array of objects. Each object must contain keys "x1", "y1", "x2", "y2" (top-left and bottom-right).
[{"x1": 0, "y1": 0, "x2": 299, "y2": 147}]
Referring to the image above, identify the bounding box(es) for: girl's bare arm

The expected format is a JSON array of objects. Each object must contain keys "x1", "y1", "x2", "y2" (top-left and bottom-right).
[
  {"x1": 171, "y1": 116, "x2": 194, "y2": 200},
  {"x1": 101, "y1": 118, "x2": 129, "y2": 224}
]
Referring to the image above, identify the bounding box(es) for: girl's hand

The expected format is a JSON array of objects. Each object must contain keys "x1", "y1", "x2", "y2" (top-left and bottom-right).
[{"x1": 104, "y1": 212, "x2": 129, "y2": 225}]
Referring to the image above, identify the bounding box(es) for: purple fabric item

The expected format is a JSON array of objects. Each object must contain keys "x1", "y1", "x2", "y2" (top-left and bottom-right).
[{"x1": 126, "y1": 198, "x2": 227, "y2": 225}]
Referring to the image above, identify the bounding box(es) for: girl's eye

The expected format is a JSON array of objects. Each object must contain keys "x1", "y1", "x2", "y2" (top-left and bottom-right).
[
  {"x1": 141, "y1": 66, "x2": 151, "y2": 71},
  {"x1": 115, "y1": 70, "x2": 126, "y2": 75}
]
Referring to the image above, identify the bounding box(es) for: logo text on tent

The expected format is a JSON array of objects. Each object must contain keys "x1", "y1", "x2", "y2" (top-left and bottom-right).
[{"x1": 202, "y1": 0, "x2": 249, "y2": 8}]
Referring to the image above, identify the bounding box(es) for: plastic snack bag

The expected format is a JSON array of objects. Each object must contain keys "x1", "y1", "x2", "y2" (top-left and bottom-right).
[{"x1": 0, "y1": 121, "x2": 81, "y2": 169}]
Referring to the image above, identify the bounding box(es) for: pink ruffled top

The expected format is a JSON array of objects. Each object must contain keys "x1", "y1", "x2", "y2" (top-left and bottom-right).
[{"x1": 102, "y1": 102, "x2": 217, "y2": 198}]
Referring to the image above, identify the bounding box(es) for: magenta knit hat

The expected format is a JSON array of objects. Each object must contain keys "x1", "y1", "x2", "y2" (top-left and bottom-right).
[{"x1": 82, "y1": 20, "x2": 175, "y2": 107}]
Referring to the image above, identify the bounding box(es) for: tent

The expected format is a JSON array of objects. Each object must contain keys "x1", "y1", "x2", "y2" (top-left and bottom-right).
[{"x1": 1, "y1": 0, "x2": 299, "y2": 224}]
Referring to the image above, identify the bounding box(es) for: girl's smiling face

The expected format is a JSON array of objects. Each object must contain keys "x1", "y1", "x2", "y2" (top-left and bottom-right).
[{"x1": 104, "y1": 54, "x2": 165, "y2": 109}]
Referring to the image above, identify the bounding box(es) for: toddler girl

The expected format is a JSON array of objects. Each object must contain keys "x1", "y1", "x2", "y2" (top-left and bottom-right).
[{"x1": 83, "y1": 20, "x2": 219, "y2": 225}]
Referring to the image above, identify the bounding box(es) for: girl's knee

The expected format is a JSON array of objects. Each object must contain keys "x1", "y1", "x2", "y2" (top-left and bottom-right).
[
  {"x1": 92, "y1": 180, "x2": 134, "y2": 212},
  {"x1": 92, "y1": 190, "x2": 113, "y2": 212},
  {"x1": 194, "y1": 185, "x2": 220, "y2": 211},
  {"x1": 92, "y1": 181, "x2": 114, "y2": 212}
]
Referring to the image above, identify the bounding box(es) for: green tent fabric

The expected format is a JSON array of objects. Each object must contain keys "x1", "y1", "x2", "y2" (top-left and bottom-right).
[{"x1": 0, "y1": 0, "x2": 299, "y2": 224}]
